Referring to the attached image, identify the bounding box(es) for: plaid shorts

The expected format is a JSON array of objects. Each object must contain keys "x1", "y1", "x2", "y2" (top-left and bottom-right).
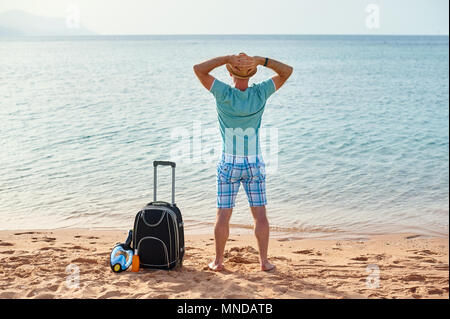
[{"x1": 217, "y1": 154, "x2": 267, "y2": 209}]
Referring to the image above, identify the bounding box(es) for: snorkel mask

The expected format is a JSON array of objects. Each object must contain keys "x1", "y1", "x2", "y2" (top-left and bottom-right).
[{"x1": 110, "y1": 230, "x2": 133, "y2": 273}]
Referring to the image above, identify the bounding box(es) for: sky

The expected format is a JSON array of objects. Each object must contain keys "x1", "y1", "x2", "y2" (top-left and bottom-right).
[{"x1": 0, "y1": 0, "x2": 448, "y2": 35}]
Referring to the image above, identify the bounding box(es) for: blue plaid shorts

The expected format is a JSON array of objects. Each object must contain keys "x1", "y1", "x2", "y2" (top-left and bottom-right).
[{"x1": 216, "y1": 154, "x2": 267, "y2": 209}]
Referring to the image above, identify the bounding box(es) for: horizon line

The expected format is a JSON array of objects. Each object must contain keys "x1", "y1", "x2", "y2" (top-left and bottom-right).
[{"x1": 1, "y1": 33, "x2": 449, "y2": 37}]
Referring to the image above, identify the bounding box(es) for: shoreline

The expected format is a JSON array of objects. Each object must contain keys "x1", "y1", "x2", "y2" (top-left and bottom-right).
[
  {"x1": 0, "y1": 229, "x2": 448, "y2": 299},
  {"x1": 2, "y1": 223, "x2": 448, "y2": 241}
]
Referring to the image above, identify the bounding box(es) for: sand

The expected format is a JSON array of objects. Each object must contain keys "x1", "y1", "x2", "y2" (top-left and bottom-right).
[{"x1": 0, "y1": 229, "x2": 448, "y2": 299}]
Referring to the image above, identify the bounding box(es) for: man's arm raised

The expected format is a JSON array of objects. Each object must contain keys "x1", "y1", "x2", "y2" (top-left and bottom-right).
[
  {"x1": 193, "y1": 56, "x2": 231, "y2": 91},
  {"x1": 193, "y1": 54, "x2": 251, "y2": 90},
  {"x1": 254, "y1": 56, "x2": 293, "y2": 90}
]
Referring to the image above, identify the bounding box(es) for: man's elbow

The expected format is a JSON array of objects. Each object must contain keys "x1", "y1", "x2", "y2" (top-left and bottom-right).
[
  {"x1": 286, "y1": 66, "x2": 293, "y2": 78},
  {"x1": 193, "y1": 64, "x2": 199, "y2": 74},
  {"x1": 282, "y1": 66, "x2": 293, "y2": 81},
  {"x1": 193, "y1": 64, "x2": 204, "y2": 76}
]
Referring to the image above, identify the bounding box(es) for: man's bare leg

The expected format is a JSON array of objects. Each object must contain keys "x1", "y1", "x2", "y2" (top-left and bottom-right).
[
  {"x1": 209, "y1": 208, "x2": 233, "y2": 271},
  {"x1": 250, "y1": 206, "x2": 275, "y2": 271}
]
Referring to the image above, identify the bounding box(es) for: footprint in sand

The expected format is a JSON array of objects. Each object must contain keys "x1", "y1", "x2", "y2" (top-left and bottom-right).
[
  {"x1": 68, "y1": 245, "x2": 89, "y2": 251},
  {"x1": 229, "y1": 246, "x2": 258, "y2": 254},
  {"x1": 192, "y1": 276, "x2": 202, "y2": 283},
  {"x1": 364, "y1": 254, "x2": 386, "y2": 261},
  {"x1": 351, "y1": 256, "x2": 368, "y2": 261},
  {"x1": 71, "y1": 257, "x2": 98, "y2": 264},
  {"x1": 224, "y1": 247, "x2": 260, "y2": 265},
  {"x1": 434, "y1": 265, "x2": 449, "y2": 271},
  {"x1": 272, "y1": 285, "x2": 288, "y2": 294},
  {"x1": 228, "y1": 255, "x2": 257, "y2": 264},
  {"x1": 115, "y1": 281, "x2": 131, "y2": 287},
  {"x1": 0, "y1": 242, "x2": 14, "y2": 247},
  {"x1": 40, "y1": 237, "x2": 56, "y2": 243},
  {"x1": 0, "y1": 292, "x2": 17, "y2": 298},
  {"x1": 427, "y1": 288, "x2": 443, "y2": 295},
  {"x1": 99, "y1": 290, "x2": 124, "y2": 299},
  {"x1": 409, "y1": 286, "x2": 419, "y2": 293},
  {"x1": 40, "y1": 247, "x2": 65, "y2": 252},
  {"x1": 47, "y1": 284, "x2": 59, "y2": 292},
  {"x1": 293, "y1": 249, "x2": 314, "y2": 255},
  {"x1": 8, "y1": 255, "x2": 32, "y2": 263},
  {"x1": 421, "y1": 258, "x2": 437, "y2": 263},
  {"x1": 408, "y1": 256, "x2": 425, "y2": 260},
  {"x1": 416, "y1": 250, "x2": 438, "y2": 256},
  {"x1": 308, "y1": 259, "x2": 325, "y2": 264},
  {"x1": 271, "y1": 256, "x2": 290, "y2": 261},
  {"x1": 402, "y1": 274, "x2": 426, "y2": 282}
]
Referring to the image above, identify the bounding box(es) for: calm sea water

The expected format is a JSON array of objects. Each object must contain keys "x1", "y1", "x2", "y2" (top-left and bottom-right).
[{"x1": 0, "y1": 35, "x2": 448, "y2": 239}]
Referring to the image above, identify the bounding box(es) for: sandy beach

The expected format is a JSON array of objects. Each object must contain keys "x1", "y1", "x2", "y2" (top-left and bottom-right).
[{"x1": 0, "y1": 229, "x2": 447, "y2": 299}]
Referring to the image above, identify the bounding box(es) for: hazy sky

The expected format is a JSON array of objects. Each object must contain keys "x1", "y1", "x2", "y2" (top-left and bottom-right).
[{"x1": 0, "y1": 0, "x2": 448, "y2": 35}]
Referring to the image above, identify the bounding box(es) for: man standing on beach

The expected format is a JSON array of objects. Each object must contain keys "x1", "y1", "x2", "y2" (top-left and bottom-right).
[{"x1": 193, "y1": 53, "x2": 293, "y2": 271}]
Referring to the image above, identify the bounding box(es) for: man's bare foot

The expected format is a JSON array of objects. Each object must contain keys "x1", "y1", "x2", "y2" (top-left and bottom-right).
[
  {"x1": 261, "y1": 261, "x2": 275, "y2": 271},
  {"x1": 208, "y1": 261, "x2": 224, "y2": 272}
]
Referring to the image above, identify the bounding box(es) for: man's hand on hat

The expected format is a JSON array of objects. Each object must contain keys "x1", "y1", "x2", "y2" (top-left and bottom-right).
[{"x1": 228, "y1": 53, "x2": 257, "y2": 76}]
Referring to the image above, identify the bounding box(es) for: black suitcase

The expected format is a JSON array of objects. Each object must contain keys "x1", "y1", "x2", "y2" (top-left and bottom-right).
[{"x1": 132, "y1": 161, "x2": 184, "y2": 270}]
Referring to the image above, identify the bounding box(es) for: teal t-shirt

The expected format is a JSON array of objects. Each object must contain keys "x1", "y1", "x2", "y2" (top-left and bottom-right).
[{"x1": 210, "y1": 78, "x2": 276, "y2": 156}]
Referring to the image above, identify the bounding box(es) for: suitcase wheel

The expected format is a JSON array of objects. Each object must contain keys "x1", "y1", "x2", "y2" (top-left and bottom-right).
[{"x1": 131, "y1": 255, "x2": 140, "y2": 272}]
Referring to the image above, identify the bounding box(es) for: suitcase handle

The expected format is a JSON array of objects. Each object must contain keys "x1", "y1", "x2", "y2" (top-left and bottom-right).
[
  {"x1": 153, "y1": 161, "x2": 176, "y2": 168},
  {"x1": 153, "y1": 161, "x2": 176, "y2": 205}
]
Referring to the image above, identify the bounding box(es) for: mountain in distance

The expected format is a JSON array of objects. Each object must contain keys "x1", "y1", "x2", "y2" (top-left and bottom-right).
[{"x1": 0, "y1": 10, "x2": 95, "y2": 36}]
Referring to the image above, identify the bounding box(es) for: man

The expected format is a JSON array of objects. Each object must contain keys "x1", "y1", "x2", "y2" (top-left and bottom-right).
[{"x1": 193, "y1": 53, "x2": 293, "y2": 271}]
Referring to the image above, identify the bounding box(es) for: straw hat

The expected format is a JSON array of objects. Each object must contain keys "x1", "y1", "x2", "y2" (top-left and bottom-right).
[{"x1": 226, "y1": 58, "x2": 258, "y2": 79}]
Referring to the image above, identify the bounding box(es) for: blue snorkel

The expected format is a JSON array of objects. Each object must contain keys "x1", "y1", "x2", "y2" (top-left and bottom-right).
[{"x1": 110, "y1": 230, "x2": 133, "y2": 273}]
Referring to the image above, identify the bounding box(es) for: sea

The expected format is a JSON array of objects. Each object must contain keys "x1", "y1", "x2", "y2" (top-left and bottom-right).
[{"x1": 0, "y1": 35, "x2": 448, "y2": 239}]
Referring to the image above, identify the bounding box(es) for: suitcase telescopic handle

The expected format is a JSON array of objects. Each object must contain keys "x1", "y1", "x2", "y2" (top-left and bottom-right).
[
  {"x1": 153, "y1": 161, "x2": 176, "y2": 168},
  {"x1": 153, "y1": 161, "x2": 176, "y2": 205}
]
